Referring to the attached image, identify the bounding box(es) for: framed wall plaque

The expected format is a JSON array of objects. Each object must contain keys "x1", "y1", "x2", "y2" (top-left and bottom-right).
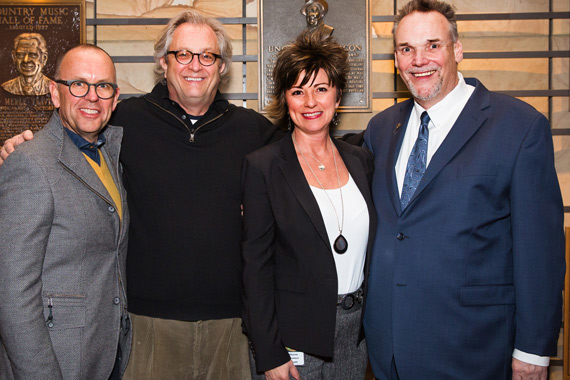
[
  {"x1": 0, "y1": 0, "x2": 85, "y2": 143},
  {"x1": 258, "y1": 0, "x2": 370, "y2": 113}
]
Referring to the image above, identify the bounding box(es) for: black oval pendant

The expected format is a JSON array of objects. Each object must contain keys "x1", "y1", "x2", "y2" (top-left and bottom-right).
[{"x1": 334, "y1": 234, "x2": 348, "y2": 254}]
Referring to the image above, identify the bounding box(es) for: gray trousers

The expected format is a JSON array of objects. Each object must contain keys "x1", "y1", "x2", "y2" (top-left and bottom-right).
[{"x1": 250, "y1": 304, "x2": 367, "y2": 380}]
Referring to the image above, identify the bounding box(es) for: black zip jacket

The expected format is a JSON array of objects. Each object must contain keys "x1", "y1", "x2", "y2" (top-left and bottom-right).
[{"x1": 110, "y1": 82, "x2": 281, "y2": 321}]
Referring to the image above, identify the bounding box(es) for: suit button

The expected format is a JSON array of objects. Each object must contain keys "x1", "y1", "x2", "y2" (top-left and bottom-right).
[
  {"x1": 108, "y1": 206, "x2": 115, "y2": 213},
  {"x1": 396, "y1": 233, "x2": 405, "y2": 240},
  {"x1": 113, "y1": 297, "x2": 120, "y2": 305}
]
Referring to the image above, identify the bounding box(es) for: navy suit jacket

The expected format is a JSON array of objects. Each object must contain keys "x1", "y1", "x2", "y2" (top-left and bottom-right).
[
  {"x1": 241, "y1": 134, "x2": 376, "y2": 372},
  {"x1": 363, "y1": 78, "x2": 565, "y2": 380}
]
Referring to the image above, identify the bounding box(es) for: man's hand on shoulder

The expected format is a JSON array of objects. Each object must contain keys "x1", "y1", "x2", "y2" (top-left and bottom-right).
[
  {"x1": 0, "y1": 130, "x2": 34, "y2": 165},
  {"x1": 512, "y1": 357, "x2": 548, "y2": 380}
]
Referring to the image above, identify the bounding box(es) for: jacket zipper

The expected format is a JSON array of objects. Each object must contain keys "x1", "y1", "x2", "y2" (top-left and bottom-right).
[
  {"x1": 43, "y1": 293, "x2": 86, "y2": 327},
  {"x1": 145, "y1": 97, "x2": 228, "y2": 143},
  {"x1": 43, "y1": 293, "x2": 86, "y2": 299},
  {"x1": 59, "y1": 164, "x2": 120, "y2": 225}
]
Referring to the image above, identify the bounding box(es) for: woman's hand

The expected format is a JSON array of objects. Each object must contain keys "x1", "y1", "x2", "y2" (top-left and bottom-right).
[{"x1": 265, "y1": 360, "x2": 301, "y2": 380}]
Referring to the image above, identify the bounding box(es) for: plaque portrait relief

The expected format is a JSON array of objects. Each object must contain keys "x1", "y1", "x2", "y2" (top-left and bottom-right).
[
  {"x1": 301, "y1": 0, "x2": 333, "y2": 37},
  {"x1": 0, "y1": 0, "x2": 85, "y2": 143},
  {"x1": 2, "y1": 33, "x2": 52, "y2": 96},
  {"x1": 259, "y1": 0, "x2": 370, "y2": 113}
]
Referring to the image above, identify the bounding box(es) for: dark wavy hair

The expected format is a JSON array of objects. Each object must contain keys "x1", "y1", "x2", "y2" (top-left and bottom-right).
[{"x1": 265, "y1": 28, "x2": 349, "y2": 130}]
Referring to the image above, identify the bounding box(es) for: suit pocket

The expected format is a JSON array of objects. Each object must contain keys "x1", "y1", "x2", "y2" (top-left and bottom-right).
[
  {"x1": 456, "y1": 164, "x2": 498, "y2": 177},
  {"x1": 460, "y1": 285, "x2": 515, "y2": 306},
  {"x1": 42, "y1": 292, "x2": 87, "y2": 330},
  {"x1": 275, "y1": 274, "x2": 308, "y2": 294},
  {"x1": 42, "y1": 293, "x2": 86, "y2": 379}
]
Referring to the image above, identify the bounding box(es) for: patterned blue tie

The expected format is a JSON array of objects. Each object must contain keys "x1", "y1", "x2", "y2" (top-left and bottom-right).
[{"x1": 400, "y1": 111, "x2": 430, "y2": 209}]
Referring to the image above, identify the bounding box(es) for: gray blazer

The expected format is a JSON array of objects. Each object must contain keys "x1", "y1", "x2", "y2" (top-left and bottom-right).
[{"x1": 0, "y1": 111, "x2": 131, "y2": 380}]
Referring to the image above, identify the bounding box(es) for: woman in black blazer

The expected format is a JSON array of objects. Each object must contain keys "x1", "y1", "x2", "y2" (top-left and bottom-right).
[{"x1": 241, "y1": 29, "x2": 376, "y2": 380}]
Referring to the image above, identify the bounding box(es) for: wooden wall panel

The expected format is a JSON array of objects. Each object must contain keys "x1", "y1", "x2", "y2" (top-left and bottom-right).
[{"x1": 81, "y1": 0, "x2": 570, "y2": 234}]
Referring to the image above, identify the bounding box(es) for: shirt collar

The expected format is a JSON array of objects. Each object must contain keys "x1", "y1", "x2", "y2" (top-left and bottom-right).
[
  {"x1": 413, "y1": 72, "x2": 474, "y2": 130},
  {"x1": 151, "y1": 80, "x2": 227, "y2": 119},
  {"x1": 64, "y1": 127, "x2": 105, "y2": 165},
  {"x1": 154, "y1": 81, "x2": 204, "y2": 123}
]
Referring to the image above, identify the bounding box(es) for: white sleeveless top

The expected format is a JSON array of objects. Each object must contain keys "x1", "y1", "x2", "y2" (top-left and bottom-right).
[{"x1": 310, "y1": 174, "x2": 369, "y2": 294}]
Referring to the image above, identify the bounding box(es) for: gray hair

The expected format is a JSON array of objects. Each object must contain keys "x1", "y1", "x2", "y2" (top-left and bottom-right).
[
  {"x1": 393, "y1": 0, "x2": 458, "y2": 46},
  {"x1": 153, "y1": 10, "x2": 233, "y2": 83}
]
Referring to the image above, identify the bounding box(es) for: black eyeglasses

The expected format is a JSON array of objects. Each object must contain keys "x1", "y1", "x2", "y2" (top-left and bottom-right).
[
  {"x1": 55, "y1": 80, "x2": 118, "y2": 100},
  {"x1": 166, "y1": 50, "x2": 221, "y2": 66}
]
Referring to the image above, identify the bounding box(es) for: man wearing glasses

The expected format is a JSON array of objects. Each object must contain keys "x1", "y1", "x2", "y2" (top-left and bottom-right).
[
  {"x1": 0, "y1": 10, "x2": 278, "y2": 380},
  {"x1": 101, "y1": 10, "x2": 279, "y2": 380},
  {"x1": 0, "y1": 44, "x2": 131, "y2": 380}
]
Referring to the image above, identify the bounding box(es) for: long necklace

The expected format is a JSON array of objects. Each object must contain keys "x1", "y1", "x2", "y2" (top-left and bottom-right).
[{"x1": 292, "y1": 133, "x2": 348, "y2": 254}]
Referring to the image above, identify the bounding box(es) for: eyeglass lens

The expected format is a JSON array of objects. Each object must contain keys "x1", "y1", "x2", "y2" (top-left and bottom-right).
[
  {"x1": 173, "y1": 50, "x2": 218, "y2": 66},
  {"x1": 69, "y1": 81, "x2": 116, "y2": 99}
]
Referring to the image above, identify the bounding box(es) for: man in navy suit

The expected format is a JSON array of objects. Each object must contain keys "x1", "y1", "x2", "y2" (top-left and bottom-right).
[{"x1": 363, "y1": 0, "x2": 565, "y2": 379}]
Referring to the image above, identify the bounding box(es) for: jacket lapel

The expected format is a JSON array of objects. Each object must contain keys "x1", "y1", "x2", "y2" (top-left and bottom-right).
[
  {"x1": 100, "y1": 126, "x2": 124, "y2": 195},
  {"x1": 387, "y1": 100, "x2": 414, "y2": 215},
  {"x1": 335, "y1": 138, "x2": 377, "y2": 243},
  {"x1": 47, "y1": 112, "x2": 114, "y2": 205},
  {"x1": 100, "y1": 125, "x2": 126, "y2": 223},
  {"x1": 278, "y1": 135, "x2": 332, "y2": 251},
  {"x1": 334, "y1": 138, "x2": 370, "y2": 210}
]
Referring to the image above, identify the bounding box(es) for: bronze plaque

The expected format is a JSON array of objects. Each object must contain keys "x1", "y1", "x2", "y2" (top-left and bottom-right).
[
  {"x1": 258, "y1": 0, "x2": 370, "y2": 113},
  {"x1": 0, "y1": 0, "x2": 85, "y2": 142}
]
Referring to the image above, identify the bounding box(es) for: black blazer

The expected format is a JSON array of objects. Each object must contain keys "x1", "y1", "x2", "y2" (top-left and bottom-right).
[{"x1": 241, "y1": 134, "x2": 376, "y2": 372}]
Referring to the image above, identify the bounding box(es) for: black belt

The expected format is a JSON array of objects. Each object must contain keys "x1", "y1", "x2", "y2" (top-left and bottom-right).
[{"x1": 337, "y1": 287, "x2": 363, "y2": 310}]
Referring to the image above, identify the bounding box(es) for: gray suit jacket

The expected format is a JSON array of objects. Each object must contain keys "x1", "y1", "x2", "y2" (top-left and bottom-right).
[{"x1": 0, "y1": 111, "x2": 131, "y2": 380}]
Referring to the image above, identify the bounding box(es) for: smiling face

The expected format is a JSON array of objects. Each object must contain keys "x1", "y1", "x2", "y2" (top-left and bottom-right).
[
  {"x1": 285, "y1": 69, "x2": 340, "y2": 136},
  {"x1": 160, "y1": 23, "x2": 225, "y2": 116},
  {"x1": 50, "y1": 47, "x2": 119, "y2": 143},
  {"x1": 13, "y1": 38, "x2": 47, "y2": 81},
  {"x1": 394, "y1": 11, "x2": 463, "y2": 109}
]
